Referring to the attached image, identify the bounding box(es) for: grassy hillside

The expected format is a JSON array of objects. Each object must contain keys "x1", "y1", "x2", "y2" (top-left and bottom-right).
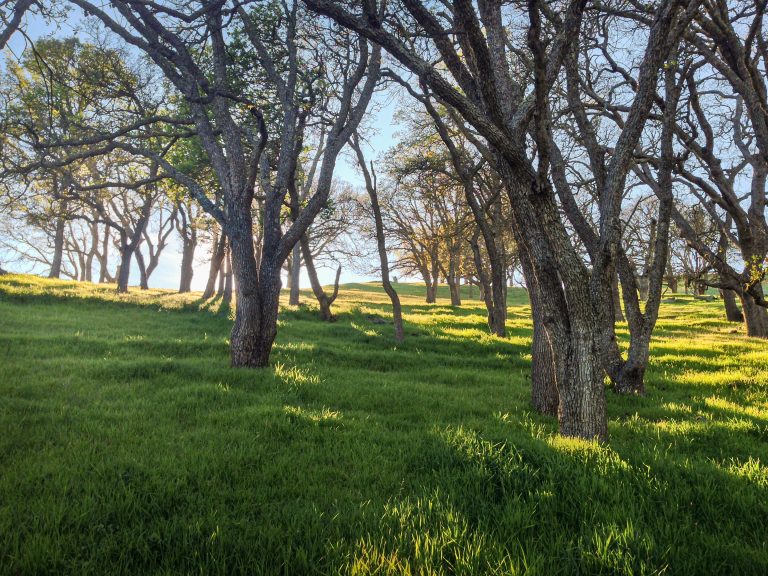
[{"x1": 1, "y1": 274, "x2": 766, "y2": 575}]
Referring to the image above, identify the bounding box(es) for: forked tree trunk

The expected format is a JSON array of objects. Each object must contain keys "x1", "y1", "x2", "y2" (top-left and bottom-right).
[
  {"x1": 300, "y1": 234, "x2": 340, "y2": 321},
  {"x1": 288, "y1": 242, "x2": 301, "y2": 305},
  {"x1": 229, "y1": 229, "x2": 282, "y2": 367},
  {"x1": 423, "y1": 267, "x2": 437, "y2": 304},
  {"x1": 666, "y1": 268, "x2": 678, "y2": 293},
  {"x1": 504, "y1": 167, "x2": 606, "y2": 440},
  {"x1": 469, "y1": 233, "x2": 506, "y2": 337}
]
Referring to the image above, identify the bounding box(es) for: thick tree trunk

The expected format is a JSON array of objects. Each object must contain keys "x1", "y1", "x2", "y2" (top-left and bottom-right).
[
  {"x1": 666, "y1": 265, "x2": 678, "y2": 292},
  {"x1": 179, "y1": 237, "x2": 197, "y2": 293},
  {"x1": 529, "y1": 284, "x2": 559, "y2": 417},
  {"x1": 116, "y1": 245, "x2": 134, "y2": 294},
  {"x1": 203, "y1": 231, "x2": 227, "y2": 299},
  {"x1": 740, "y1": 289, "x2": 768, "y2": 338},
  {"x1": 720, "y1": 288, "x2": 743, "y2": 322},
  {"x1": 288, "y1": 242, "x2": 301, "y2": 305},
  {"x1": 447, "y1": 274, "x2": 461, "y2": 306},
  {"x1": 423, "y1": 267, "x2": 436, "y2": 304},
  {"x1": 229, "y1": 226, "x2": 282, "y2": 368},
  {"x1": 504, "y1": 166, "x2": 606, "y2": 441},
  {"x1": 557, "y1": 323, "x2": 606, "y2": 439},
  {"x1": 179, "y1": 231, "x2": 197, "y2": 293}
]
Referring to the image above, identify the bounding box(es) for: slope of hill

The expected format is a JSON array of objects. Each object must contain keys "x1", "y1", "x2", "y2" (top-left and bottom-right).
[{"x1": 1, "y1": 274, "x2": 766, "y2": 574}]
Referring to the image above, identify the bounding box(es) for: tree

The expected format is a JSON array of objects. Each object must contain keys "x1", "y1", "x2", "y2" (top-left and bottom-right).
[
  {"x1": 305, "y1": 0, "x2": 693, "y2": 439},
  {"x1": 352, "y1": 132, "x2": 404, "y2": 342},
  {"x1": 66, "y1": 0, "x2": 380, "y2": 366}
]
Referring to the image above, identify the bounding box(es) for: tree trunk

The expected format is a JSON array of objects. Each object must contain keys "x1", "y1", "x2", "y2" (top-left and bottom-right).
[
  {"x1": 446, "y1": 273, "x2": 461, "y2": 306},
  {"x1": 179, "y1": 237, "x2": 197, "y2": 293},
  {"x1": 289, "y1": 242, "x2": 301, "y2": 305},
  {"x1": 503, "y1": 165, "x2": 606, "y2": 441},
  {"x1": 204, "y1": 231, "x2": 227, "y2": 299},
  {"x1": 229, "y1": 228, "x2": 282, "y2": 368},
  {"x1": 98, "y1": 225, "x2": 111, "y2": 283},
  {"x1": 48, "y1": 210, "x2": 66, "y2": 279},
  {"x1": 740, "y1": 289, "x2": 768, "y2": 338},
  {"x1": 423, "y1": 266, "x2": 436, "y2": 304},
  {"x1": 530, "y1": 290, "x2": 559, "y2": 417},
  {"x1": 430, "y1": 259, "x2": 440, "y2": 303},
  {"x1": 720, "y1": 288, "x2": 743, "y2": 322},
  {"x1": 355, "y1": 144, "x2": 404, "y2": 342},
  {"x1": 666, "y1": 263, "x2": 678, "y2": 292},
  {"x1": 637, "y1": 275, "x2": 649, "y2": 301},
  {"x1": 469, "y1": 234, "x2": 506, "y2": 336},
  {"x1": 135, "y1": 249, "x2": 149, "y2": 290},
  {"x1": 116, "y1": 244, "x2": 134, "y2": 294},
  {"x1": 300, "y1": 234, "x2": 340, "y2": 321},
  {"x1": 447, "y1": 255, "x2": 461, "y2": 306}
]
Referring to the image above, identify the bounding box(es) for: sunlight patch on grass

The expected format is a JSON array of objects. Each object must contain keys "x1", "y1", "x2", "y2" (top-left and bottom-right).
[{"x1": 283, "y1": 405, "x2": 343, "y2": 427}]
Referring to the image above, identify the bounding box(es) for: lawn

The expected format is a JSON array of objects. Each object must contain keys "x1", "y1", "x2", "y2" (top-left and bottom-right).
[{"x1": 0, "y1": 274, "x2": 766, "y2": 575}]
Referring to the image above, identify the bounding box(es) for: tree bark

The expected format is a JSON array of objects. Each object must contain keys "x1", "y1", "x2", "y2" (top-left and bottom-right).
[
  {"x1": 423, "y1": 264, "x2": 437, "y2": 303},
  {"x1": 228, "y1": 223, "x2": 282, "y2": 367},
  {"x1": 48, "y1": 196, "x2": 67, "y2": 279},
  {"x1": 721, "y1": 288, "x2": 743, "y2": 322},
  {"x1": 179, "y1": 235, "x2": 197, "y2": 293},
  {"x1": 300, "y1": 234, "x2": 340, "y2": 321},
  {"x1": 528, "y1": 280, "x2": 559, "y2": 417},
  {"x1": 135, "y1": 249, "x2": 149, "y2": 290},
  {"x1": 446, "y1": 272, "x2": 461, "y2": 306},
  {"x1": 116, "y1": 243, "x2": 134, "y2": 294},
  {"x1": 740, "y1": 289, "x2": 768, "y2": 337},
  {"x1": 204, "y1": 230, "x2": 227, "y2": 299},
  {"x1": 98, "y1": 225, "x2": 111, "y2": 283},
  {"x1": 288, "y1": 242, "x2": 301, "y2": 305}
]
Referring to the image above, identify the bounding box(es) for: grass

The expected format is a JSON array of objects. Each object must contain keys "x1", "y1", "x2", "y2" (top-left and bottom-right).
[{"x1": 0, "y1": 273, "x2": 766, "y2": 575}]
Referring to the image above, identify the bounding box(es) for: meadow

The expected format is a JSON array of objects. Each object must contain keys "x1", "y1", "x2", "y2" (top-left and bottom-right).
[{"x1": 0, "y1": 274, "x2": 766, "y2": 575}]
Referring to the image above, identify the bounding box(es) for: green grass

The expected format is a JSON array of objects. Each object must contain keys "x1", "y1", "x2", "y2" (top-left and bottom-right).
[{"x1": 0, "y1": 274, "x2": 766, "y2": 575}]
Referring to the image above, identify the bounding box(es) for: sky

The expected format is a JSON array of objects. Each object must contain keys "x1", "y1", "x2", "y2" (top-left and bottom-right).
[{"x1": 2, "y1": 5, "x2": 404, "y2": 290}]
